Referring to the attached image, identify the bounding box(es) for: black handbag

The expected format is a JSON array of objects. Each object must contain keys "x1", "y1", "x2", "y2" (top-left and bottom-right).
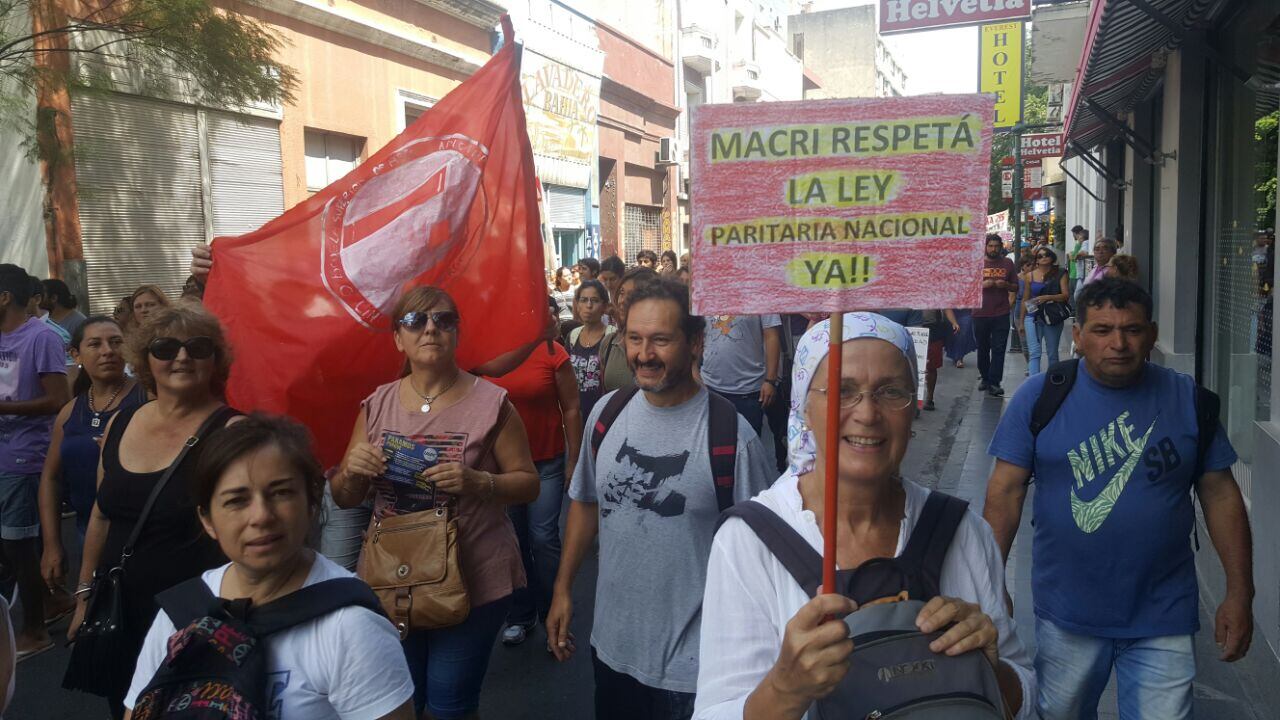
[
  {"x1": 1035, "y1": 269, "x2": 1072, "y2": 326},
  {"x1": 63, "y1": 407, "x2": 233, "y2": 697}
]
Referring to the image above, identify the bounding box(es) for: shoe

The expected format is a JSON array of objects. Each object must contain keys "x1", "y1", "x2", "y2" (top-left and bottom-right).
[
  {"x1": 502, "y1": 623, "x2": 530, "y2": 646},
  {"x1": 60, "y1": 502, "x2": 75, "y2": 520},
  {"x1": 988, "y1": 385, "x2": 1005, "y2": 397},
  {"x1": 923, "y1": 400, "x2": 936, "y2": 411},
  {"x1": 978, "y1": 380, "x2": 988, "y2": 391}
]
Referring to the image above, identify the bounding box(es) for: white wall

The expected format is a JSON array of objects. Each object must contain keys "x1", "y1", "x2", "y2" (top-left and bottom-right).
[{"x1": 1063, "y1": 155, "x2": 1105, "y2": 250}]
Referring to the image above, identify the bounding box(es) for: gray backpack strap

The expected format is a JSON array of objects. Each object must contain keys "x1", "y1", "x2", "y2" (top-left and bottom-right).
[{"x1": 717, "y1": 501, "x2": 822, "y2": 597}]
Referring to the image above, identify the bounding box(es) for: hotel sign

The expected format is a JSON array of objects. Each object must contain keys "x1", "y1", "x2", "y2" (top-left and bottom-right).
[{"x1": 880, "y1": 0, "x2": 1031, "y2": 35}]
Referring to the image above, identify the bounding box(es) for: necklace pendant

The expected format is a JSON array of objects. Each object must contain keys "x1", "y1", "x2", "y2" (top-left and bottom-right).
[
  {"x1": 91, "y1": 416, "x2": 101, "y2": 428},
  {"x1": 420, "y1": 402, "x2": 431, "y2": 414}
]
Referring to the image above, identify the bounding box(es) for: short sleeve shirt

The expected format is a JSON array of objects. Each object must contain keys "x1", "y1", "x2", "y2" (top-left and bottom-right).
[
  {"x1": 975, "y1": 258, "x2": 1016, "y2": 317},
  {"x1": 700, "y1": 315, "x2": 782, "y2": 395},
  {"x1": 125, "y1": 554, "x2": 414, "y2": 719},
  {"x1": 987, "y1": 362, "x2": 1237, "y2": 638},
  {"x1": 569, "y1": 387, "x2": 775, "y2": 692},
  {"x1": 486, "y1": 343, "x2": 570, "y2": 462},
  {"x1": 0, "y1": 318, "x2": 69, "y2": 473}
]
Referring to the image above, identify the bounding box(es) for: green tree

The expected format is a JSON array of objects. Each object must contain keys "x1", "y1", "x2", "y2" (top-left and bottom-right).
[
  {"x1": 1257, "y1": 110, "x2": 1278, "y2": 231},
  {"x1": 0, "y1": 0, "x2": 297, "y2": 156}
]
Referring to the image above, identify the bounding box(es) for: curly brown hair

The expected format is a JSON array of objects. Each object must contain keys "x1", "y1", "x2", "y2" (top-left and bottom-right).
[{"x1": 127, "y1": 303, "x2": 233, "y2": 398}]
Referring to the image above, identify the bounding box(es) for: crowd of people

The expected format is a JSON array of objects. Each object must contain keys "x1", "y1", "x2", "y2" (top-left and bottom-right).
[{"x1": 0, "y1": 232, "x2": 1256, "y2": 720}]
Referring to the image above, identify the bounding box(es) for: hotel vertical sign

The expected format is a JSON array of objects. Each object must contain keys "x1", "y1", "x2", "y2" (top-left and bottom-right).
[{"x1": 978, "y1": 22, "x2": 1023, "y2": 129}]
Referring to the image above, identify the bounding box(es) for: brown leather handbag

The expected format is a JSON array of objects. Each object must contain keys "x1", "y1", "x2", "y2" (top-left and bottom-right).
[{"x1": 359, "y1": 401, "x2": 511, "y2": 637}]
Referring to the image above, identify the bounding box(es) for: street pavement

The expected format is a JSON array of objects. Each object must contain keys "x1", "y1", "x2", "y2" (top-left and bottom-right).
[{"x1": 13, "y1": 328, "x2": 1280, "y2": 718}]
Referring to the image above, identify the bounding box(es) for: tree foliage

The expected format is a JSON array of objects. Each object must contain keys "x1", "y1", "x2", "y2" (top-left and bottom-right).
[
  {"x1": 0, "y1": 0, "x2": 297, "y2": 147},
  {"x1": 1257, "y1": 110, "x2": 1278, "y2": 231}
]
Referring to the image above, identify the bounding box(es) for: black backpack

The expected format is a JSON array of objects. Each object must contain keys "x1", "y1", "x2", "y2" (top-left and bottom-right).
[
  {"x1": 591, "y1": 386, "x2": 739, "y2": 512},
  {"x1": 718, "y1": 492, "x2": 1006, "y2": 719},
  {"x1": 130, "y1": 577, "x2": 385, "y2": 720}
]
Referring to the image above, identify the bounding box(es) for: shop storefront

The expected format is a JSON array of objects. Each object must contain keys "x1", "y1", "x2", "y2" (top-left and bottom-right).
[{"x1": 1061, "y1": 0, "x2": 1280, "y2": 661}]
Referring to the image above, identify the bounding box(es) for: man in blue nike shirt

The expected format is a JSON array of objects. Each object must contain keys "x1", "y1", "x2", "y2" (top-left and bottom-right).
[{"x1": 983, "y1": 279, "x2": 1253, "y2": 720}]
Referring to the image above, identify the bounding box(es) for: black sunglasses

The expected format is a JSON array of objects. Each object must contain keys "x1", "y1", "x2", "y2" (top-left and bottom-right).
[
  {"x1": 399, "y1": 311, "x2": 460, "y2": 332},
  {"x1": 148, "y1": 336, "x2": 216, "y2": 361}
]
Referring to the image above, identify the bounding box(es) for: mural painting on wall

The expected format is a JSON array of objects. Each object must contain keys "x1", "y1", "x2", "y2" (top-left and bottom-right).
[
  {"x1": 522, "y1": 50, "x2": 600, "y2": 183},
  {"x1": 661, "y1": 209, "x2": 673, "y2": 251}
]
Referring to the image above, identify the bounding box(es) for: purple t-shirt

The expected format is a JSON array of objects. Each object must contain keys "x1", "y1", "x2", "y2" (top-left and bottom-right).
[{"x1": 0, "y1": 318, "x2": 68, "y2": 474}]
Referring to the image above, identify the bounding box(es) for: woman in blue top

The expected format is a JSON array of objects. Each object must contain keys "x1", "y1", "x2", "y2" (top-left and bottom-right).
[
  {"x1": 1019, "y1": 248, "x2": 1071, "y2": 374},
  {"x1": 37, "y1": 317, "x2": 148, "y2": 590}
]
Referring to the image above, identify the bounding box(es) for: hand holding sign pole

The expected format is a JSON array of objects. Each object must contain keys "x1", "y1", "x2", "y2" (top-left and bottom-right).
[{"x1": 689, "y1": 95, "x2": 994, "y2": 596}]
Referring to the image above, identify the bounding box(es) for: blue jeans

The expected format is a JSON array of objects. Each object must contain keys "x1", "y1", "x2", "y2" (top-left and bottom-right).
[
  {"x1": 0, "y1": 472, "x2": 40, "y2": 540},
  {"x1": 318, "y1": 482, "x2": 371, "y2": 571},
  {"x1": 1024, "y1": 315, "x2": 1064, "y2": 375},
  {"x1": 404, "y1": 596, "x2": 513, "y2": 718},
  {"x1": 1035, "y1": 617, "x2": 1195, "y2": 720},
  {"x1": 713, "y1": 389, "x2": 763, "y2": 437},
  {"x1": 506, "y1": 455, "x2": 565, "y2": 626}
]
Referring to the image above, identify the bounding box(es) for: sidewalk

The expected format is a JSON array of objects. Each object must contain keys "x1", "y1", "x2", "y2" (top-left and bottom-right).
[{"x1": 938, "y1": 328, "x2": 1280, "y2": 719}]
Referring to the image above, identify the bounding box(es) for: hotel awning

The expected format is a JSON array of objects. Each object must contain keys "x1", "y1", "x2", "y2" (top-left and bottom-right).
[{"x1": 1061, "y1": 0, "x2": 1222, "y2": 156}]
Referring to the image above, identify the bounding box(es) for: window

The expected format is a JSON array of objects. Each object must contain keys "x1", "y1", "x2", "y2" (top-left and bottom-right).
[
  {"x1": 623, "y1": 204, "x2": 662, "y2": 262},
  {"x1": 304, "y1": 130, "x2": 363, "y2": 191},
  {"x1": 397, "y1": 89, "x2": 437, "y2": 131},
  {"x1": 792, "y1": 32, "x2": 804, "y2": 59}
]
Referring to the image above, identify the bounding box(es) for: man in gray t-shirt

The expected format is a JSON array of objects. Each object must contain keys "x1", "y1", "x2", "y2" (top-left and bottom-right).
[
  {"x1": 548, "y1": 279, "x2": 774, "y2": 719},
  {"x1": 699, "y1": 314, "x2": 781, "y2": 437}
]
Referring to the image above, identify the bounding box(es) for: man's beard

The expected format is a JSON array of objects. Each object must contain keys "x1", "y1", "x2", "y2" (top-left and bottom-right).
[{"x1": 630, "y1": 359, "x2": 686, "y2": 393}]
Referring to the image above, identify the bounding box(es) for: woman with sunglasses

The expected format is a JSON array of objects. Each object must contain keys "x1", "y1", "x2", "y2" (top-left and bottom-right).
[
  {"x1": 38, "y1": 318, "x2": 149, "y2": 594},
  {"x1": 65, "y1": 306, "x2": 240, "y2": 719},
  {"x1": 1019, "y1": 247, "x2": 1071, "y2": 374},
  {"x1": 331, "y1": 285, "x2": 538, "y2": 719}
]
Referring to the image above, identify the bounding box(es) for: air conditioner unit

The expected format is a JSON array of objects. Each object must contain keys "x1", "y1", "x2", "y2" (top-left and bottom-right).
[
  {"x1": 682, "y1": 177, "x2": 691, "y2": 196},
  {"x1": 658, "y1": 137, "x2": 678, "y2": 165}
]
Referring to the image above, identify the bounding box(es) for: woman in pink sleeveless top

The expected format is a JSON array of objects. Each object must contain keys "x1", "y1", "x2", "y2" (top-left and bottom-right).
[{"x1": 330, "y1": 285, "x2": 538, "y2": 719}]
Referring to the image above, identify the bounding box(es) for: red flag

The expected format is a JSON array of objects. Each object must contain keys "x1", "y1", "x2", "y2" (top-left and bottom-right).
[{"x1": 204, "y1": 17, "x2": 546, "y2": 466}]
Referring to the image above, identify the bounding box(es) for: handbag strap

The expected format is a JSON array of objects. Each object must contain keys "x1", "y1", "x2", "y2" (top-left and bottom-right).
[{"x1": 119, "y1": 406, "x2": 237, "y2": 565}]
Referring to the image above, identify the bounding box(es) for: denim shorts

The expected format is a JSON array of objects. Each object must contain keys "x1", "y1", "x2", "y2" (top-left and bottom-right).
[{"x1": 0, "y1": 472, "x2": 41, "y2": 540}]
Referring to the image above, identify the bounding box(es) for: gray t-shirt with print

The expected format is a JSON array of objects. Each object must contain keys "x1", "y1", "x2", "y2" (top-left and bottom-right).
[
  {"x1": 569, "y1": 386, "x2": 775, "y2": 693},
  {"x1": 700, "y1": 314, "x2": 782, "y2": 395}
]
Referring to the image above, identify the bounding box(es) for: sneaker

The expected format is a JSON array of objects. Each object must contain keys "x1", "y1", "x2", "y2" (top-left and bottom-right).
[
  {"x1": 988, "y1": 385, "x2": 1005, "y2": 397},
  {"x1": 923, "y1": 400, "x2": 936, "y2": 411},
  {"x1": 978, "y1": 380, "x2": 988, "y2": 391},
  {"x1": 502, "y1": 624, "x2": 530, "y2": 646}
]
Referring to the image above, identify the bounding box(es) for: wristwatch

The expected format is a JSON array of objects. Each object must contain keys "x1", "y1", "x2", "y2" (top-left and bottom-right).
[{"x1": 766, "y1": 378, "x2": 782, "y2": 388}]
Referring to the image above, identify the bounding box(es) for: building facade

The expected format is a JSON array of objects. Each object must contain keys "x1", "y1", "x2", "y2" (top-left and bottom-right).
[
  {"x1": 787, "y1": 4, "x2": 908, "y2": 100},
  {"x1": 510, "y1": 0, "x2": 604, "y2": 270},
  {"x1": 7, "y1": 0, "x2": 500, "y2": 314},
  {"x1": 1053, "y1": 0, "x2": 1280, "y2": 665}
]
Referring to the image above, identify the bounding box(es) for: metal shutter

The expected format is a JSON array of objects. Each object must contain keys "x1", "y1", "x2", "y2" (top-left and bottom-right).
[
  {"x1": 207, "y1": 111, "x2": 284, "y2": 237},
  {"x1": 623, "y1": 204, "x2": 662, "y2": 263},
  {"x1": 547, "y1": 185, "x2": 585, "y2": 228},
  {"x1": 72, "y1": 92, "x2": 204, "y2": 314}
]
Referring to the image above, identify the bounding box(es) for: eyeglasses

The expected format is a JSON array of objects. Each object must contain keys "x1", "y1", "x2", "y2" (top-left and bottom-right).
[
  {"x1": 399, "y1": 311, "x2": 460, "y2": 333},
  {"x1": 808, "y1": 384, "x2": 915, "y2": 411},
  {"x1": 148, "y1": 336, "x2": 215, "y2": 361}
]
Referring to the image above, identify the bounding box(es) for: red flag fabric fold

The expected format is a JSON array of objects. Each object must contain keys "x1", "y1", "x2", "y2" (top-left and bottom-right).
[{"x1": 205, "y1": 18, "x2": 546, "y2": 466}]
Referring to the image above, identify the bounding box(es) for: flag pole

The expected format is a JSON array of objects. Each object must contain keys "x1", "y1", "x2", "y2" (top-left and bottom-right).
[{"x1": 823, "y1": 311, "x2": 842, "y2": 595}]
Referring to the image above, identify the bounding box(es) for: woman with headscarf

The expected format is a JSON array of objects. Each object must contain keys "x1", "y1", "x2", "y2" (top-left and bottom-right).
[{"x1": 693, "y1": 313, "x2": 1034, "y2": 720}]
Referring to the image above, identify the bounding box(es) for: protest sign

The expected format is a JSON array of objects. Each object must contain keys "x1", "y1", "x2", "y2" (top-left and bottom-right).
[
  {"x1": 909, "y1": 326, "x2": 930, "y2": 405},
  {"x1": 689, "y1": 95, "x2": 995, "y2": 315}
]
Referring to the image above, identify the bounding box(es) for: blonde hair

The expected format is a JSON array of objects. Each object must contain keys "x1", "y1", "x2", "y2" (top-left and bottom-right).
[
  {"x1": 127, "y1": 303, "x2": 233, "y2": 397},
  {"x1": 130, "y1": 284, "x2": 171, "y2": 310}
]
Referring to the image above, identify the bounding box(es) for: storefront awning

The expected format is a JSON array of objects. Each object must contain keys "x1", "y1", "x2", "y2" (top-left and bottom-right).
[{"x1": 1062, "y1": 0, "x2": 1220, "y2": 156}]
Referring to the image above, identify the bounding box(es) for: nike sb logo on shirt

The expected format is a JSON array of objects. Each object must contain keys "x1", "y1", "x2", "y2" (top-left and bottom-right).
[{"x1": 1065, "y1": 412, "x2": 1159, "y2": 533}]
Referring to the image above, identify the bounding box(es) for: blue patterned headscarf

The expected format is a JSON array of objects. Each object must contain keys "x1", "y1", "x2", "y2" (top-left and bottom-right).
[{"x1": 787, "y1": 313, "x2": 917, "y2": 476}]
